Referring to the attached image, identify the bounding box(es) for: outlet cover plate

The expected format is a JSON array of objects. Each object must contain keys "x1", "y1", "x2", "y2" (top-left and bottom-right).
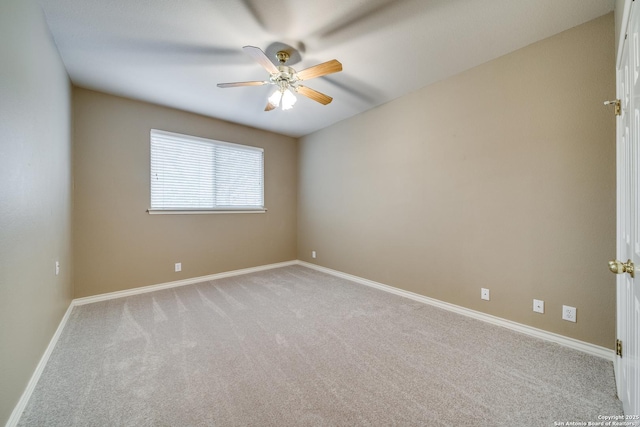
[
  {"x1": 562, "y1": 305, "x2": 576, "y2": 322},
  {"x1": 175, "y1": 262, "x2": 182, "y2": 272},
  {"x1": 533, "y1": 299, "x2": 544, "y2": 314},
  {"x1": 481, "y1": 288, "x2": 490, "y2": 301}
]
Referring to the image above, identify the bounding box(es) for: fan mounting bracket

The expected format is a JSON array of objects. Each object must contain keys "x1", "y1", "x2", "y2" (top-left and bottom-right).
[{"x1": 276, "y1": 51, "x2": 290, "y2": 64}]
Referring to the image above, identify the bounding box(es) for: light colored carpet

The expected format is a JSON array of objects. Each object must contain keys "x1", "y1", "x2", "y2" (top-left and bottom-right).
[{"x1": 19, "y1": 265, "x2": 622, "y2": 426}]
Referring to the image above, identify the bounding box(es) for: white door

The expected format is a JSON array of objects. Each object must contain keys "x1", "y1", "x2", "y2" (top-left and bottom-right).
[{"x1": 614, "y1": 1, "x2": 640, "y2": 416}]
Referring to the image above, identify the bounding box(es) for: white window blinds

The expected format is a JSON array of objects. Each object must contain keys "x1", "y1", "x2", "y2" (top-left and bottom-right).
[{"x1": 150, "y1": 129, "x2": 264, "y2": 212}]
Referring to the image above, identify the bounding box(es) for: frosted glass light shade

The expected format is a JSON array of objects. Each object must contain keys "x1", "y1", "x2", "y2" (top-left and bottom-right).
[
  {"x1": 268, "y1": 90, "x2": 282, "y2": 107},
  {"x1": 281, "y1": 89, "x2": 297, "y2": 110}
]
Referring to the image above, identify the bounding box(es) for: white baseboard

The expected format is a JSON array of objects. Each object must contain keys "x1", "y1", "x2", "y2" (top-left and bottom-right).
[
  {"x1": 73, "y1": 260, "x2": 298, "y2": 306},
  {"x1": 297, "y1": 261, "x2": 614, "y2": 361},
  {"x1": 6, "y1": 260, "x2": 297, "y2": 427},
  {"x1": 5, "y1": 302, "x2": 74, "y2": 427},
  {"x1": 8, "y1": 258, "x2": 613, "y2": 426}
]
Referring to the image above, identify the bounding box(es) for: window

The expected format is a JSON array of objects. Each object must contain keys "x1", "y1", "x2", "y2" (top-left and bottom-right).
[{"x1": 149, "y1": 129, "x2": 264, "y2": 213}]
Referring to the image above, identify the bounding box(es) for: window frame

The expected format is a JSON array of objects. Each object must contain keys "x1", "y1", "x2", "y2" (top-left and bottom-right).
[{"x1": 147, "y1": 129, "x2": 266, "y2": 215}]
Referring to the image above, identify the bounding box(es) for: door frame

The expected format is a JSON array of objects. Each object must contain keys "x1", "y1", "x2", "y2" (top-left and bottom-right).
[
  {"x1": 615, "y1": 0, "x2": 638, "y2": 413},
  {"x1": 614, "y1": 0, "x2": 631, "y2": 392}
]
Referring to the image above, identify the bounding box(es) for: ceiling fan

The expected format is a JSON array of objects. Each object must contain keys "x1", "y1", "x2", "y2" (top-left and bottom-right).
[{"x1": 217, "y1": 46, "x2": 342, "y2": 111}]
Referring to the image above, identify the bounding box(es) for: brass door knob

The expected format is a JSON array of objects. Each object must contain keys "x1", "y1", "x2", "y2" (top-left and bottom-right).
[{"x1": 609, "y1": 259, "x2": 635, "y2": 278}]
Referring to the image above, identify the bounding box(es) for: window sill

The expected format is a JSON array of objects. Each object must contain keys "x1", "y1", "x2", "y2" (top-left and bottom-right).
[{"x1": 147, "y1": 208, "x2": 267, "y2": 215}]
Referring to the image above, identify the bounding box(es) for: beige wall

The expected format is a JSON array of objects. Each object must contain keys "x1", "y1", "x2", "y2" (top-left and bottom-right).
[
  {"x1": 73, "y1": 89, "x2": 297, "y2": 297},
  {"x1": 0, "y1": 0, "x2": 73, "y2": 424},
  {"x1": 298, "y1": 14, "x2": 616, "y2": 348}
]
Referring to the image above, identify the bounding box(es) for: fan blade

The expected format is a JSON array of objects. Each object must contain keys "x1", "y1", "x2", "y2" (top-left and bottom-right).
[
  {"x1": 264, "y1": 101, "x2": 277, "y2": 111},
  {"x1": 297, "y1": 59, "x2": 342, "y2": 81},
  {"x1": 243, "y1": 46, "x2": 279, "y2": 75},
  {"x1": 297, "y1": 85, "x2": 333, "y2": 105},
  {"x1": 217, "y1": 81, "x2": 267, "y2": 88}
]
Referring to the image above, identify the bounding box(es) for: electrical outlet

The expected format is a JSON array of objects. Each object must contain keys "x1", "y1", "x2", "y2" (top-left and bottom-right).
[
  {"x1": 175, "y1": 262, "x2": 182, "y2": 272},
  {"x1": 55, "y1": 261, "x2": 60, "y2": 276},
  {"x1": 312, "y1": 251, "x2": 316, "y2": 259},
  {"x1": 533, "y1": 299, "x2": 544, "y2": 314},
  {"x1": 562, "y1": 305, "x2": 576, "y2": 322},
  {"x1": 481, "y1": 288, "x2": 490, "y2": 301}
]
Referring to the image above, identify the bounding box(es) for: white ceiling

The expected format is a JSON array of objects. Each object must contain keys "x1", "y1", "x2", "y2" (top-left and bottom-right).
[{"x1": 37, "y1": 0, "x2": 614, "y2": 138}]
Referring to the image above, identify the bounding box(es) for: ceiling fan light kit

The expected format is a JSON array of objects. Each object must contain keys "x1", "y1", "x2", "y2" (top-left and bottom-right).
[
  {"x1": 217, "y1": 45, "x2": 342, "y2": 112},
  {"x1": 267, "y1": 88, "x2": 297, "y2": 111}
]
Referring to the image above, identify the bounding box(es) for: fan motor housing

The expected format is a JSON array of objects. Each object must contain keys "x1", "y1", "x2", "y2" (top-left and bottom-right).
[{"x1": 271, "y1": 65, "x2": 298, "y2": 86}]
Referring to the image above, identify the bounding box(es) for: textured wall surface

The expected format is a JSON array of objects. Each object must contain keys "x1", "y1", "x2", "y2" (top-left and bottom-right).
[
  {"x1": 0, "y1": 0, "x2": 73, "y2": 424},
  {"x1": 298, "y1": 14, "x2": 616, "y2": 347},
  {"x1": 73, "y1": 89, "x2": 298, "y2": 297}
]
